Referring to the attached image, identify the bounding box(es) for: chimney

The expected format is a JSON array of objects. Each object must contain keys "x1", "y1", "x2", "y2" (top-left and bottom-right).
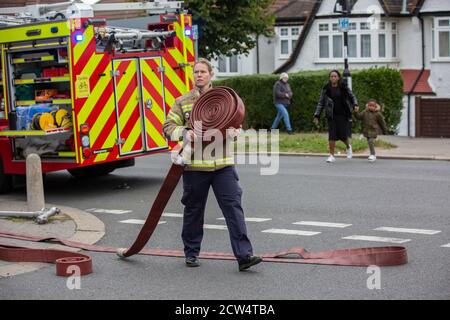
[{"x1": 401, "y1": 0, "x2": 409, "y2": 14}]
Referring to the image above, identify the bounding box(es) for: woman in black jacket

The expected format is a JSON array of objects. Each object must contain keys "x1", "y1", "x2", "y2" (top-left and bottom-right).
[{"x1": 313, "y1": 70, "x2": 359, "y2": 163}]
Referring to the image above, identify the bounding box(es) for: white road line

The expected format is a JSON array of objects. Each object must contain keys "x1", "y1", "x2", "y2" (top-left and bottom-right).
[
  {"x1": 441, "y1": 243, "x2": 450, "y2": 248},
  {"x1": 261, "y1": 229, "x2": 321, "y2": 236},
  {"x1": 203, "y1": 224, "x2": 228, "y2": 230},
  {"x1": 217, "y1": 217, "x2": 272, "y2": 222},
  {"x1": 86, "y1": 208, "x2": 132, "y2": 215},
  {"x1": 119, "y1": 219, "x2": 166, "y2": 225},
  {"x1": 293, "y1": 221, "x2": 352, "y2": 228},
  {"x1": 162, "y1": 213, "x2": 184, "y2": 218},
  {"x1": 342, "y1": 235, "x2": 410, "y2": 244},
  {"x1": 374, "y1": 227, "x2": 441, "y2": 235}
]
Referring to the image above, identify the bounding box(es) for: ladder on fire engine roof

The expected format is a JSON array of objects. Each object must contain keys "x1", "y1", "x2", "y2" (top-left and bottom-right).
[{"x1": 0, "y1": 1, "x2": 184, "y2": 26}]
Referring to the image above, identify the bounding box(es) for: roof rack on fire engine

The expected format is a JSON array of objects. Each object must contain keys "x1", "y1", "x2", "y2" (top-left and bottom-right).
[{"x1": 97, "y1": 25, "x2": 177, "y2": 53}]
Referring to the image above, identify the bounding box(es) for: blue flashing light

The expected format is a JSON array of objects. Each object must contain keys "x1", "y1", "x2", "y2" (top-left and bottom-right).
[
  {"x1": 184, "y1": 29, "x2": 192, "y2": 37},
  {"x1": 51, "y1": 26, "x2": 59, "y2": 33},
  {"x1": 75, "y1": 34, "x2": 84, "y2": 42}
]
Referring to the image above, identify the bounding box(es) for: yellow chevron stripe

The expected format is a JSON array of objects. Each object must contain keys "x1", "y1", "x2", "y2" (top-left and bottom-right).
[
  {"x1": 78, "y1": 62, "x2": 112, "y2": 124},
  {"x1": 94, "y1": 124, "x2": 118, "y2": 163},
  {"x1": 185, "y1": 37, "x2": 194, "y2": 58},
  {"x1": 164, "y1": 89, "x2": 176, "y2": 110},
  {"x1": 140, "y1": 62, "x2": 165, "y2": 123},
  {"x1": 142, "y1": 86, "x2": 164, "y2": 123},
  {"x1": 145, "y1": 118, "x2": 167, "y2": 147},
  {"x1": 162, "y1": 57, "x2": 186, "y2": 92},
  {"x1": 89, "y1": 94, "x2": 114, "y2": 148},
  {"x1": 122, "y1": 120, "x2": 142, "y2": 153},
  {"x1": 168, "y1": 47, "x2": 193, "y2": 91},
  {"x1": 169, "y1": 46, "x2": 186, "y2": 65},
  {"x1": 73, "y1": 26, "x2": 94, "y2": 66},
  {"x1": 80, "y1": 53, "x2": 102, "y2": 79},
  {"x1": 116, "y1": 62, "x2": 140, "y2": 142},
  {"x1": 118, "y1": 87, "x2": 139, "y2": 130},
  {"x1": 174, "y1": 16, "x2": 194, "y2": 64},
  {"x1": 115, "y1": 61, "x2": 136, "y2": 94}
]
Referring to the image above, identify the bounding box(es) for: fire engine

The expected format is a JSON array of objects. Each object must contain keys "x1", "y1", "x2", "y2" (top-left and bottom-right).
[{"x1": 0, "y1": 0, "x2": 196, "y2": 193}]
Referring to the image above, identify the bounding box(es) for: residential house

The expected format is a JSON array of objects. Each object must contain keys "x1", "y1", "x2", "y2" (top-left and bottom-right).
[
  {"x1": 212, "y1": 0, "x2": 316, "y2": 76},
  {"x1": 215, "y1": 0, "x2": 450, "y2": 137}
]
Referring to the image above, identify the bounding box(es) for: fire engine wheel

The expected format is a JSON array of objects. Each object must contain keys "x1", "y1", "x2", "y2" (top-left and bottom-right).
[
  {"x1": 0, "y1": 158, "x2": 13, "y2": 194},
  {"x1": 67, "y1": 165, "x2": 115, "y2": 179}
]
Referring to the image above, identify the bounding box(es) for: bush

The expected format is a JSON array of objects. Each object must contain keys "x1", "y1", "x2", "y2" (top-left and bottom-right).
[{"x1": 214, "y1": 67, "x2": 403, "y2": 134}]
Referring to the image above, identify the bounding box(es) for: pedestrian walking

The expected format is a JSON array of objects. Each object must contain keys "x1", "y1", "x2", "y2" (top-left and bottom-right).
[
  {"x1": 313, "y1": 70, "x2": 359, "y2": 163},
  {"x1": 271, "y1": 72, "x2": 294, "y2": 134},
  {"x1": 163, "y1": 58, "x2": 262, "y2": 271},
  {"x1": 354, "y1": 99, "x2": 388, "y2": 162}
]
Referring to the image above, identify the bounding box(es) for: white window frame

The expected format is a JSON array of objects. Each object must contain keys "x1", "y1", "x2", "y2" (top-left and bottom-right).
[
  {"x1": 216, "y1": 54, "x2": 240, "y2": 76},
  {"x1": 277, "y1": 26, "x2": 301, "y2": 59},
  {"x1": 432, "y1": 17, "x2": 450, "y2": 62},
  {"x1": 316, "y1": 18, "x2": 398, "y2": 63}
]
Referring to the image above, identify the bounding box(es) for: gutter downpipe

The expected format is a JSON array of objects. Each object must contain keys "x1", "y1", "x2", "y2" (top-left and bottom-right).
[
  {"x1": 407, "y1": 14, "x2": 425, "y2": 137},
  {"x1": 256, "y1": 34, "x2": 260, "y2": 74}
]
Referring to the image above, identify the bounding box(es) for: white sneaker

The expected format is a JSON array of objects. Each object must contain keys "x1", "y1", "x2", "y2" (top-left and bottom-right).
[
  {"x1": 368, "y1": 155, "x2": 376, "y2": 162},
  {"x1": 326, "y1": 155, "x2": 336, "y2": 163},
  {"x1": 346, "y1": 145, "x2": 353, "y2": 159}
]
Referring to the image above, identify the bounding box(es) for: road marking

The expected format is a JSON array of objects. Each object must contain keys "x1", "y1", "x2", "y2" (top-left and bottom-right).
[
  {"x1": 293, "y1": 221, "x2": 352, "y2": 228},
  {"x1": 374, "y1": 227, "x2": 441, "y2": 235},
  {"x1": 342, "y1": 235, "x2": 410, "y2": 244},
  {"x1": 162, "y1": 213, "x2": 184, "y2": 218},
  {"x1": 203, "y1": 224, "x2": 228, "y2": 230},
  {"x1": 217, "y1": 217, "x2": 272, "y2": 222},
  {"x1": 86, "y1": 208, "x2": 132, "y2": 215},
  {"x1": 261, "y1": 229, "x2": 321, "y2": 236},
  {"x1": 119, "y1": 219, "x2": 166, "y2": 225},
  {"x1": 441, "y1": 243, "x2": 450, "y2": 248}
]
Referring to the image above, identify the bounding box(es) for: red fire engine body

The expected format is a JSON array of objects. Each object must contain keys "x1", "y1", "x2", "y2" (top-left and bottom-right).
[{"x1": 0, "y1": 3, "x2": 195, "y2": 192}]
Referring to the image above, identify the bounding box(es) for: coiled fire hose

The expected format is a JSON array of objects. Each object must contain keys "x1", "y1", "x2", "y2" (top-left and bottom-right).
[{"x1": 0, "y1": 87, "x2": 407, "y2": 276}]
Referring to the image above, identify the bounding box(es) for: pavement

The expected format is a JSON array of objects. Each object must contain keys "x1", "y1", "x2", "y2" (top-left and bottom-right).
[
  {"x1": 0, "y1": 196, "x2": 105, "y2": 278},
  {"x1": 277, "y1": 135, "x2": 450, "y2": 161},
  {"x1": 0, "y1": 135, "x2": 448, "y2": 279}
]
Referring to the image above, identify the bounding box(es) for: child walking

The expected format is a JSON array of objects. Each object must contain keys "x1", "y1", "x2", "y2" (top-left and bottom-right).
[{"x1": 354, "y1": 99, "x2": 388, "y2": 162}]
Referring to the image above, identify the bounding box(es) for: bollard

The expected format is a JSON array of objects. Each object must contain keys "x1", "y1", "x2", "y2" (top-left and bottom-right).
[{"x1": 26, "y1": 153, "x2": 45, "y2": 212}]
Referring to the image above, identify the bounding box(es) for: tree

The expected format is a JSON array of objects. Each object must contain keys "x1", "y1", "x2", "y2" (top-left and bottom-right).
[{"x1": 186, "y1": 0, "x2": 275, "y2": 60}]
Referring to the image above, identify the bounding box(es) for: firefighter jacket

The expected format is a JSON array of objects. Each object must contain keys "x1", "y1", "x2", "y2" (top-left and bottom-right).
[{"x1": 163, "y1": 87, "x2": 235, "y2": 171}]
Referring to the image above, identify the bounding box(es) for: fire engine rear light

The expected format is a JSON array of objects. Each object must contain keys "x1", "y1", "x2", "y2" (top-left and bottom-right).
[
  {"x1": 80, "y1": 123, "x2": 90, "y2": 135},
  {"x1": 82, "y1": 147, "x2": 92, "y2": 159},
  {"x1": 81, "y1": 135, "x2": 90, "y2": 147},
  {"x1": 184, "y1": 29, "x2": 191, "y2": 37}
]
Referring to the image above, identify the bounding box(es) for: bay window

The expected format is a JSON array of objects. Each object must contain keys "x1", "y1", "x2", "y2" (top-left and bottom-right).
[{"x1": 317, "y1": 19, "x2": 398, "y2": 61}]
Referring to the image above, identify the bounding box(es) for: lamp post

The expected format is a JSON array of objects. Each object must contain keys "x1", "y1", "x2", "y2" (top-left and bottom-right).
[{"x1": 342, "y1": 0, "x2": 351, "y2": 90}]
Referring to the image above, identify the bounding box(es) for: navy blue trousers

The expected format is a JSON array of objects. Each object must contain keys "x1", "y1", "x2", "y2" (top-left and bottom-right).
[{"x1": 181, "y1": 166, "x2": 253, "y2": 261}]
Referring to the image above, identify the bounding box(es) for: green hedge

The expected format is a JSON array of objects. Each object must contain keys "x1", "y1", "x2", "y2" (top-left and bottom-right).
[{"x1": 214, "y1": 67, "x2": 403, "y2": 134}]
